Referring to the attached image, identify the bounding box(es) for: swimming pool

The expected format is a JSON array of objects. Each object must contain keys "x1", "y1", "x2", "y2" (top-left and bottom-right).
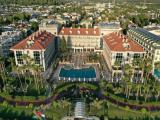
[
  {"x1": 154, "y1": 69, "x2": 160, "y2": 79},
  {"x1": 59, "y1": 66, "x2": 96, "y2": 79}
]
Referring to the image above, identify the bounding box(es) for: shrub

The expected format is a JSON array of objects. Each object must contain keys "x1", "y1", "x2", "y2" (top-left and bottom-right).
[
  {"x1": 2, "y1": 101, "x2": 8, "y2": 107},
  {"x1": 29, "y1": 103, "x2": 33, "y2": 108},
  {"x1": 141, "y1": 108, "x2": 147, "y2": 114},
  {"x1": 125, "y1": 106, "x2": 130, "y2": 111}
]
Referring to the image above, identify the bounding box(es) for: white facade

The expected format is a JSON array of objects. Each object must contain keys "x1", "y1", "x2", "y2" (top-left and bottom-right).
[
  {"x1": 99, "y1": 22, "x2": 122, "y2": 35},
  {"x1": 127, "y1": 27, "x2": 160, "y2": 72},
  {"x1": 103, "y1": 32, "x2": 145, "y2": 82},
  {"x1": 60, "y1": 35, "x2": 101, "y2": 52},
  {"x1": 39, "y1": 22, "x2": 61, "y2": 35},
  {"x1": 59, "y1": 28, "x2": 102, "y2": 53},
  {"x1": 11, "y1": 31, "x2": 56, "y2": 71}
]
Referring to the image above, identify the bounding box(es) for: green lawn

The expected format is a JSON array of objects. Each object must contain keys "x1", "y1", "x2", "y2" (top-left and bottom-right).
[
  {"x1": 0, "y1": 102, "x2": 70, "y2": 120},
  {"x1": 88, "y1": 101, "x2": 160, "y2": 120},
  {"x1": 108, "y1": 103, "x2": 142, "y2": 119},
  {"x1": 0, "y1": 105, "x2": 33, "y2": 120}
]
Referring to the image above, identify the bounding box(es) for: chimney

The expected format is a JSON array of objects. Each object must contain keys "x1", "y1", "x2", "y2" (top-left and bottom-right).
[
  {"x1": 77, "y1": 30, "x2": 80, "y2": 34},
  {"x1": 94, "y1": 31, "x2": 96, "y2": 34},
  {"x1": 123, "y1": 38, "x2": 125, "y2": 42},
  {"x1": 69, "y1": 30, "x2": 72, "y2": 34},
  {"x1": 86, "y1": 31, "x2": 88, "y2": 34},
  {"x1": 29, "y1": 36, "x2": 32, "y2": 40},
  {"x1": 32, "y1": 35, "x2": 35, "y2": 41},
  {"x1": 35, "y1": 32, "x2": 39, "y2": 37}
]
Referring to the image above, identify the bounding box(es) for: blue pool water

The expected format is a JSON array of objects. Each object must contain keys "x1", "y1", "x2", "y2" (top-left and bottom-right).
[
  {"x1": 59, "y1": 67, "x2": 96, "y2": 78},
  {"x1": 154, "y1": 69, "x2": 160, "y2": 79}
]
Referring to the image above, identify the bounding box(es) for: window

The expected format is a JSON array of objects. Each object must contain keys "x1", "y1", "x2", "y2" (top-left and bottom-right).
[
  {"x1": 133, "y1": 53, "x2": 140, "y2": 59},
  {"x1": 116, "y1": 53, "x2": 123, "y2": 62},
  {"x1": 33, "y1": 51, "x2": 40, "y2": 64},
  {"x1": 16, "y1": 51, "x2": 23, "y2": 64}
]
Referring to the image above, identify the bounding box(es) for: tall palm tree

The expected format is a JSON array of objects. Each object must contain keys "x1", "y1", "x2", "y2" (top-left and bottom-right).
[
  {"x1": 139, "y1": 59, "x2": 145, "y2": 83},
  {"x1": 143, "y1": 84, "x2": 150, "y2": 102},
  {"x1": 155, "y1": 84, "x2": 160, "y2": 101},
  {"x1": 132, "y1": 58, "x2": 144, "y2": 83},
  {"x1": 124, "y1": 63, "x2": 133, "y2": 82},
  {"x1": 0, "y1": 56, "x2": 6, "y2": 91},
  {"x1": 8, "y1": 57, "x2": 15, "y2": 72},
  {"x1": 134, "y1": 83, "x2": 142, "y2": 101},
  {"x1": 91, "y1": 99, "x2": 103, "y2": 110},
  {"x1": 113, "y1": 61, "x2": 121, "y2": 82},
  {"x1": 144, "y1": 58, "x2": 152, "y2": 83},
  {"x1": 14, "y1": 65, "x2": 24, "y2": 92}
]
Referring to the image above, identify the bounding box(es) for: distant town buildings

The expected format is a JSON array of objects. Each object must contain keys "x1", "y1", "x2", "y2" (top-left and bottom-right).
[
  {"x1": 0, "y1": 31, "x2": 23, "y2": 57},
  {"x1": 11, "y1": 30, "x2": 56, "y2": 71}
]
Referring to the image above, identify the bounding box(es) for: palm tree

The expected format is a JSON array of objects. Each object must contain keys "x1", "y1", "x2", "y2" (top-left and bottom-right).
[
  {"x1": 14, "y1": 65, "x2": 24, "y2": 92},
  {"x1": 113, "y1": 61, "x2": 121, "y2": 82},
  {"x1": 106, "y1": 83, "x2": 113, "y2": 92},
  {"x1": 31, "y1": 64, "x2": 40, "y2": 94},
  {"x1": 139, "y1": 59, "x2": 145, "y2": 83},
  {"x1": 0, "y1": 56, "x2": 6, "y2": 91},
  {"x1": 8, "y1": 57, "x2": 15, "y2": 71},
  {"x1": 134, "y1": 83, "x2": 142, "y2": 101},
  {"x1": 99, "y1": 79, "x2": 106, "y2": 92},
  {"x1": 144, "y1": 58, "x2": 152, "y2": 83},
  {"x1": 127, "y1": 83, "x2": 132, "y2": 99},
  {"x1": 124, "y1": 63, "x2": 133, "y2": 82},
  {"x1": 121, "y1": 76, "x2": 129, "y2": 98},
  {"x1": 132, "y1": 58, "x2": 144, "y2": 83},
  {"x1": 143, "y1": 84, "x2": 150, "y2": 102},
  {"x1": 60, "y1": 100, "x2": 71, "y2": 109},
  {"x1": 155, "y1": 84, "x2": 160, "y2": 101},
  {"x1": 91, "y1": 99, "x2": 103, "y2": 110}
]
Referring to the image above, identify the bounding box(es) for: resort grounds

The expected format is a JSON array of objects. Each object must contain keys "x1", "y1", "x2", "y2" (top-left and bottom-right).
[{"x1": 1, "y1": 51, "x2": 160, "y2": 120}]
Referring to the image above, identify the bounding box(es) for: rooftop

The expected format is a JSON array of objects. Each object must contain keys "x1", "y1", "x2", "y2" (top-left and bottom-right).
[
  {"x1": 129, "y1": 27, "x2": 160, "y2": 44},
  {"x1": 11, "y1": 30, "x2": 54, "y2": 50},
  {"x1": 59, "y1": 27, "x2": 100, "y2": 36},
  {"x1": 74, "y1": 102, "x2": 85, "y2": 118},
  {"x1": 103, "y1": 32, "x2": 145, "y2": 52}
]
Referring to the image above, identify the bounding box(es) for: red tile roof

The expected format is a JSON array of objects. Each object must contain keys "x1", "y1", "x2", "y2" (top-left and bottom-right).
[
  {"x1": 59, "y1": 27, "x2": 100, "y2": 36},
  {"x1": 11, "y1": 31, "x2": 55, "y2": 50},
  {"x1": 103, "y1": 32, "x2": 144, "y2": 52}
]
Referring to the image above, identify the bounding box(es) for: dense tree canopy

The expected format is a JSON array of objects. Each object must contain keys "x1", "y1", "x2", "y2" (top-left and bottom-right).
[{"x1": 0, "y1": 0, "x2": 65, "y2": 5}]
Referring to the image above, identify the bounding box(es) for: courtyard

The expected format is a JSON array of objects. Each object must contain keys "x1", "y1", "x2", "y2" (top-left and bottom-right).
[{"x1": 53, "y1": 52, "x2": 101, "y2": 82}]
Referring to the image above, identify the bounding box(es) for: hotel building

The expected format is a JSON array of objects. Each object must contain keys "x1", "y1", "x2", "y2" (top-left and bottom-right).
[
  {"x1": 10, "y1": 30, "x2": 56, "y2": 71},
  {"x1": 59, "y1": 27, "x2": 102, "y2": 53},
  {"x1": 98, "y1": 22, "x2": 121, "y2": 35},
  {"x1": 127, "y1": 27, "x2": 160, "y2": 75},
  {"x1": 103, "y1": 32, "x2": 145, "y2": 82}
]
